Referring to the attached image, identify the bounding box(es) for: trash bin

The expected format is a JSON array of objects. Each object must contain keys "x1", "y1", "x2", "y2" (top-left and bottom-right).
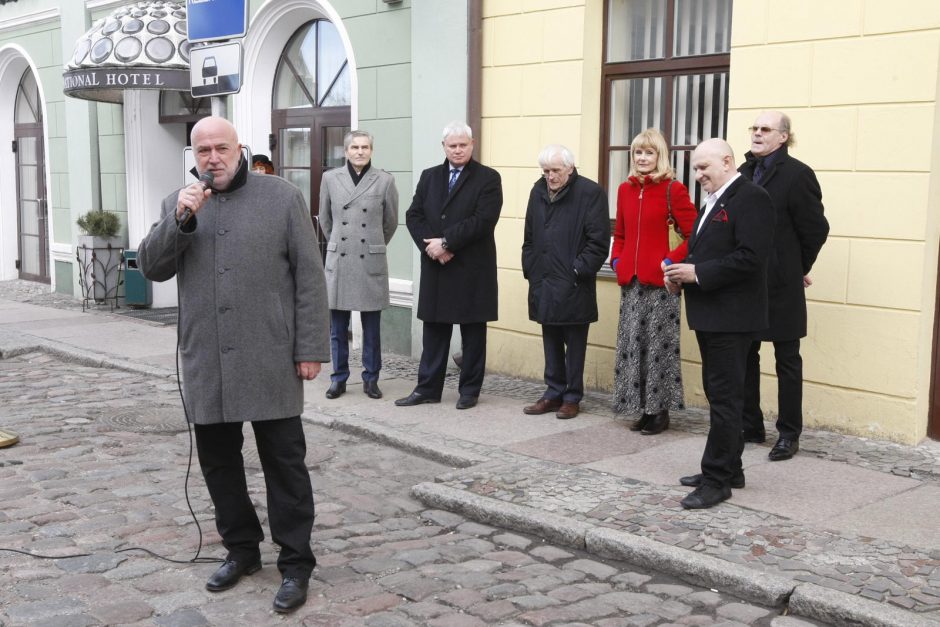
[{"x1": 124, "y1": 250, "x2": 152, "y2": 308}]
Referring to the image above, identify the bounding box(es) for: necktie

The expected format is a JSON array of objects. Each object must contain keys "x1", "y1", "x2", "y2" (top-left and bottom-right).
[
  {"x1": 753, "y1": 158, "x2": 765, "y2": 183},
  {"x1": 448, "y1": 168, "x2": 459, "y2": 192}
]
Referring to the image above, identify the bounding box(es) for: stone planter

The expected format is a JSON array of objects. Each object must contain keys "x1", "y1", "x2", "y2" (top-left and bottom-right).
[{"x1": 76, "y1": 235, "x2": 124, "y2": 307}]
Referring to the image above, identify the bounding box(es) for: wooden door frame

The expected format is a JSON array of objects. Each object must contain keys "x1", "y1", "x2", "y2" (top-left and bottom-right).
[
  {"x1": 270, "y1": 106, "x2": 350, "y2": 219},
  {"x1": 928, "y1": 261, "x2": 940, "y2": 439}
]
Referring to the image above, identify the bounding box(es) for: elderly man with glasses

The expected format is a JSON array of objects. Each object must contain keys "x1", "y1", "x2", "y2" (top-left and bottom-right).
[{"x1": 738, "y1": 111, "x2": 830, "y2": 462}]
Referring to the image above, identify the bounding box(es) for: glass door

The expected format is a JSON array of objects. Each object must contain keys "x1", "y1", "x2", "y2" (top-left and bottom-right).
[{"x1": 14, "y1": 68, "x2": 48, "y2": 284}]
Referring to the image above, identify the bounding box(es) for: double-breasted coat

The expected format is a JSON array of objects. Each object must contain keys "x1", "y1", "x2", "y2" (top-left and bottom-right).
[
  {"x1": 405, "y1": 158, "x2": 502, "y2": 323},
  {"x1": 739, "y1": 147, "x2": 829, "y2": 341},
  {"x1": 319, "y1": 165, "x2": 398, "y2": 312},
  {"x1": 138, "y1": 162, "x2": 330, "y2": 425},
  {"x1": 521, "y1": 170, "x2": 610, "y2": 325},
  {"x1": 682, "y1": 176, "x2": 776, "y2": 333}
]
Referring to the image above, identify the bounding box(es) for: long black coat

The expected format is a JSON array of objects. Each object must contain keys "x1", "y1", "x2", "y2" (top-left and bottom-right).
[
  {"x1": 740, "y1": 147, "x2": 829, "y2": 340},
  {"x1": 405, "y1": 158, "x2": 502, "y2": 323},
  {"x1": 521, "y1": 171, "x2": 610, "y2": 324},
  {"x1": 683, "y1": 176, "x2": 775, "y2": 334}
]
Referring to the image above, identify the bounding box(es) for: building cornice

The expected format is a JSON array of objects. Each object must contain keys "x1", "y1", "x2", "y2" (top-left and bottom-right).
[
  {"x1": 84, "y1": 0, "x2": 129, "y2": 11},
  {"x1": 0, "y1": 8, "x2": 59, "y2": 34}
]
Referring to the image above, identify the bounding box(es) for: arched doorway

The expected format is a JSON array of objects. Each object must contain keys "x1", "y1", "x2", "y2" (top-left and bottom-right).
[
  {"x1": 270, "y1": 19, "x2": 351, "y2": 219},
  {"x1": 13, "y1": 67, "x2": 48, "y2": 284}
]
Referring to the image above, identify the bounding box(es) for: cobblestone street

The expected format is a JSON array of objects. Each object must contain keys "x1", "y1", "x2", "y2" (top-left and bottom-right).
[{"x1": 0, "y1": 352, "x2": 814, "y2": 626}]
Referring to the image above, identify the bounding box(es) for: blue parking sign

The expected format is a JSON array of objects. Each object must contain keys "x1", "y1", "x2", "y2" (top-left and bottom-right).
[{"x1": 187, "y1": 0, "x2": 248, "y2": 43}]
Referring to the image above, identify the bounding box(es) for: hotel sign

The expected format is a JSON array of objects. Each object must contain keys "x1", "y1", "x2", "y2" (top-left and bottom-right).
[{"x1": 63, "y1": 67, "x2": 190, "y2": 103}]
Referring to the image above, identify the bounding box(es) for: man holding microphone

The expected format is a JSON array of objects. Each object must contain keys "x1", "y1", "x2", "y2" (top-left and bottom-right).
[{"x1": 139, "y1": 116, "x2": 329, "y2": 613}]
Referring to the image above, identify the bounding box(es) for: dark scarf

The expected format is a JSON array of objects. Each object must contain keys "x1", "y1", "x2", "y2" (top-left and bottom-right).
[{"x1": 347, "y1": 160, "x2": 371, "y2": 186}]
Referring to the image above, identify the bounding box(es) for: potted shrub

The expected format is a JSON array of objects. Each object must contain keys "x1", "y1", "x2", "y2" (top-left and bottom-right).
[{"x1": 76, "y1": 209, "x2": 123, "y2": 304}]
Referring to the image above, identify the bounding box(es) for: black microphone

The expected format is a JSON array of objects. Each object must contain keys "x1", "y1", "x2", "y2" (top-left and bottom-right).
[{"x1": 179, "y1": 171, "x2": 215, "y2": 225}]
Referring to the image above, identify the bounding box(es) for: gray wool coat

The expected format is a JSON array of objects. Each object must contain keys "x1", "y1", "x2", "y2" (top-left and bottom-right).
[
  {"x1": 138, "y1": 168, "x2": 330, "y2": 425},
  {"x1": 318, "y1": 164, "x2": 398, "y2": 311}
]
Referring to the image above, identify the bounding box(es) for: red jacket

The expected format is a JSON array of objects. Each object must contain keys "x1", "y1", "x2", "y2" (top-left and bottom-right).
[{"x1": 610, "y1": 176, "x2": 697, "y2": 287}]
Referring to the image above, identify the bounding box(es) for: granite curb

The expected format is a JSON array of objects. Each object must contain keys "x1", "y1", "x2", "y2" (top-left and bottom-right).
[
  {"x1": 304, "y1": 410, "x2": 488, "y2": 468},
  {"x1": 0, "y1": 331, "x2": 176, "y2": 380},
  {"x1": 412, "y1": 482, "x2": 940, "y2": 627}
]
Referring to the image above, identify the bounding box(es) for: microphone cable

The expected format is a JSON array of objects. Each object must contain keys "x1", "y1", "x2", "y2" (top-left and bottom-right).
[
  {"x1": 115, "y1": 211, "x2": 223, "y2": 564},
  {"x1": 0, "y1": 211, "x2": 222, "y2": 566}
]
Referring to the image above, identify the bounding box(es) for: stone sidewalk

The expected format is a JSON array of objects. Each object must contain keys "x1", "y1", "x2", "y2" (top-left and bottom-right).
[{"x1": 1, "y1": 280, "x2": 939, "y2": 625}]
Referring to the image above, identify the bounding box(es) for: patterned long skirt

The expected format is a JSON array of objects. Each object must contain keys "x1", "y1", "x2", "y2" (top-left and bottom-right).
[{"x1": 612, "y1": 278, "x2": 685, "y2": 416}]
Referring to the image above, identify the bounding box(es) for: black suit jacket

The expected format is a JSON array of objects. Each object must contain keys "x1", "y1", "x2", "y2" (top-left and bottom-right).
[
  {"x1": 683, "y1": 176, "x2": 775, "y2": 334},
  {"x1": 740, "y1": 147, "x2": 829, "y2": 340},
  {"x1": 405, "y1": 158, "x2": 502, "y2": 323}
]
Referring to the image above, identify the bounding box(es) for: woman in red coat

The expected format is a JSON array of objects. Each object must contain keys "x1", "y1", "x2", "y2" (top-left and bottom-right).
[{"x1": 610, "y1": 129, "x2": 697, "y2": 435}]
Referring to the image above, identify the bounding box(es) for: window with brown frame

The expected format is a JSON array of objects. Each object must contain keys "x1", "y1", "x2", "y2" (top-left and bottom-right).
[{"x1": 601, "y1": 0, "x2": 732, "y2": 216}]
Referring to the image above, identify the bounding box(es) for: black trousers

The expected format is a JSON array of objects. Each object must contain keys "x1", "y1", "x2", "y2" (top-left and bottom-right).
[
  {"x1": 696, "y1": 331, "x2": 751, "y2": 489},
  {"x1": 742, "y1": 339, "x2": 802, "y2": 440},
  {"x1": 415, "y1": 321, "x2": 487, "y2": 398},
  {"x1": 194, "y1": 416, "x2": 315, "y2": 580},
  {"x1": 541, "y1": 323, "x2": 590, "y2": 404}
]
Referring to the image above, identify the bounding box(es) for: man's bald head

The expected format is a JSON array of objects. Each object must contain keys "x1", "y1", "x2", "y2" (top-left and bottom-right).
[
  {"x1": 191, "y1": 116, "x2": 242, "y2": 190},
  {"x1": 691, "y1": 138, "x2": 736, "y2": 195},
  {"x1": 191, "y1": 116, "x2": 237, "y2": 145}
]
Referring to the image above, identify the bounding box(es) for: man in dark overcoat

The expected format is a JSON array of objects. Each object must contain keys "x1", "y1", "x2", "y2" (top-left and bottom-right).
[
  {"x1": 139, "y1": 117, "x2": 329, "y2": 614},
  {"x1": 397, "y1": 122, "x2": 502, "y2": 410},
  {"x1": 739, "y1": 111, "x2": 829, "y2": 462},
  {"x1": 664, "y1": 139, "x2": 774, "y2": 510},
  {"x1": 521, "y1": 145, "x2": 610, "y2": 419}
]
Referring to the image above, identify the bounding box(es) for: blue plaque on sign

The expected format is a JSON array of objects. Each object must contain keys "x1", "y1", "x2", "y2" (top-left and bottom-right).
[{"x1": 186, "y1": 0, "x2": 248, "y2": 43}]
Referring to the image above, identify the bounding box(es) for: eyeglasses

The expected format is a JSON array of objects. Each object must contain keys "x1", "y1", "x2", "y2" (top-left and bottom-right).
[{"x1": 748, "y1": 126, "x2": 782, "y2": 134}]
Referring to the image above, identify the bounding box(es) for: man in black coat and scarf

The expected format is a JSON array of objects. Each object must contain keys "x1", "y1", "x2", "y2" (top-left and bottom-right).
[
  {"x1": 739, "y1": 111, "x2": 829, "y2": 462},
  {"x1": 521, "y1": 145, "x2": 610, "y2": 420}
]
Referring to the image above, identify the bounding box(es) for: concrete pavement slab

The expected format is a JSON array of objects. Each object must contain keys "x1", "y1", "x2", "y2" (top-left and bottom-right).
[
  {"x1": 507, "y1": 420, "x2": 696, "y2": 465},
  {"x1": 582, "y1": 434, "x2": 751, "y2": 486},
  {"x1": 821, "y1": 483, "x2": 940, "y2": 550},
  {"x1": 0, "y1": 300, "x2": 88, "y2": 322},
  {"x1": 730, "y1": 456, "x2": 921, "y2": 525}
]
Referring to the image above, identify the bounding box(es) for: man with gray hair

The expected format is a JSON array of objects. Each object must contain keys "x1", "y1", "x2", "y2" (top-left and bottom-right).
[
  {"x1": 521, "y1": 145, "x2": 610, "y2": 419},
  {"x1": 399, "y1": 122, "x2": 502, "y2": 409},
  {"x1": 319, "y1": 130, "x2": 398, "y2": 401}
]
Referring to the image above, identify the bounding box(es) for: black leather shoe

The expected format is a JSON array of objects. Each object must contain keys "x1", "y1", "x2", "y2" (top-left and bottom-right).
[
  {"x1": 629, "y1": 414, "x2": 654, "y2": 432},
  {"x1": 394, "y1": 391, "x2": 440, "y2": 407},
  {"x1": 769, "y1": 437, "x2": 799, "y2": 461},
  {"x1": 205, "y1": 559, "x2": 262, "y2": 592},
  {"x1": 641, "y1": 410, "x2": 669, "y2": 435},
  {"x1": 456, "y1": 395, "x2": 478, "y2": 410},
  {"x1": 325, "y1": 381, "x2": 346, "y2": 399},
  {"x1": 273, "y1": 577, "x2": 308, "y2": 614},
  {"x1": 679, "y1": 472, "x2": 745, "y2": 489},
  {"x1": 681, "y1": 484, "x2": 731, "y2": 510},
  {"x1": 363, "y1": 380, "x2": 383, "y2": 399},
  {"x1": 742, "y1": 430, "x2": 766, "y2": 443}
]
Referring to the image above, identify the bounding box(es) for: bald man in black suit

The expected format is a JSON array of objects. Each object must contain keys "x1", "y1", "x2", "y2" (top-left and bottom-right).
[{"x1": 663, "y1": 138, "x2": 775, "y2": 510}]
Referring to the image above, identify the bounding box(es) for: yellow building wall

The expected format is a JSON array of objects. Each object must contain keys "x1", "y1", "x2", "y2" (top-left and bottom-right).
[
  {"x1": 481, "y1": 0, "x2": 618, "y2": 391},
  {"x1": 728, "y1": 0, "x2": 940, "y2": 444},
  {"x1": 481, "y1": 0, "x2": 940, "y2": 444}
]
